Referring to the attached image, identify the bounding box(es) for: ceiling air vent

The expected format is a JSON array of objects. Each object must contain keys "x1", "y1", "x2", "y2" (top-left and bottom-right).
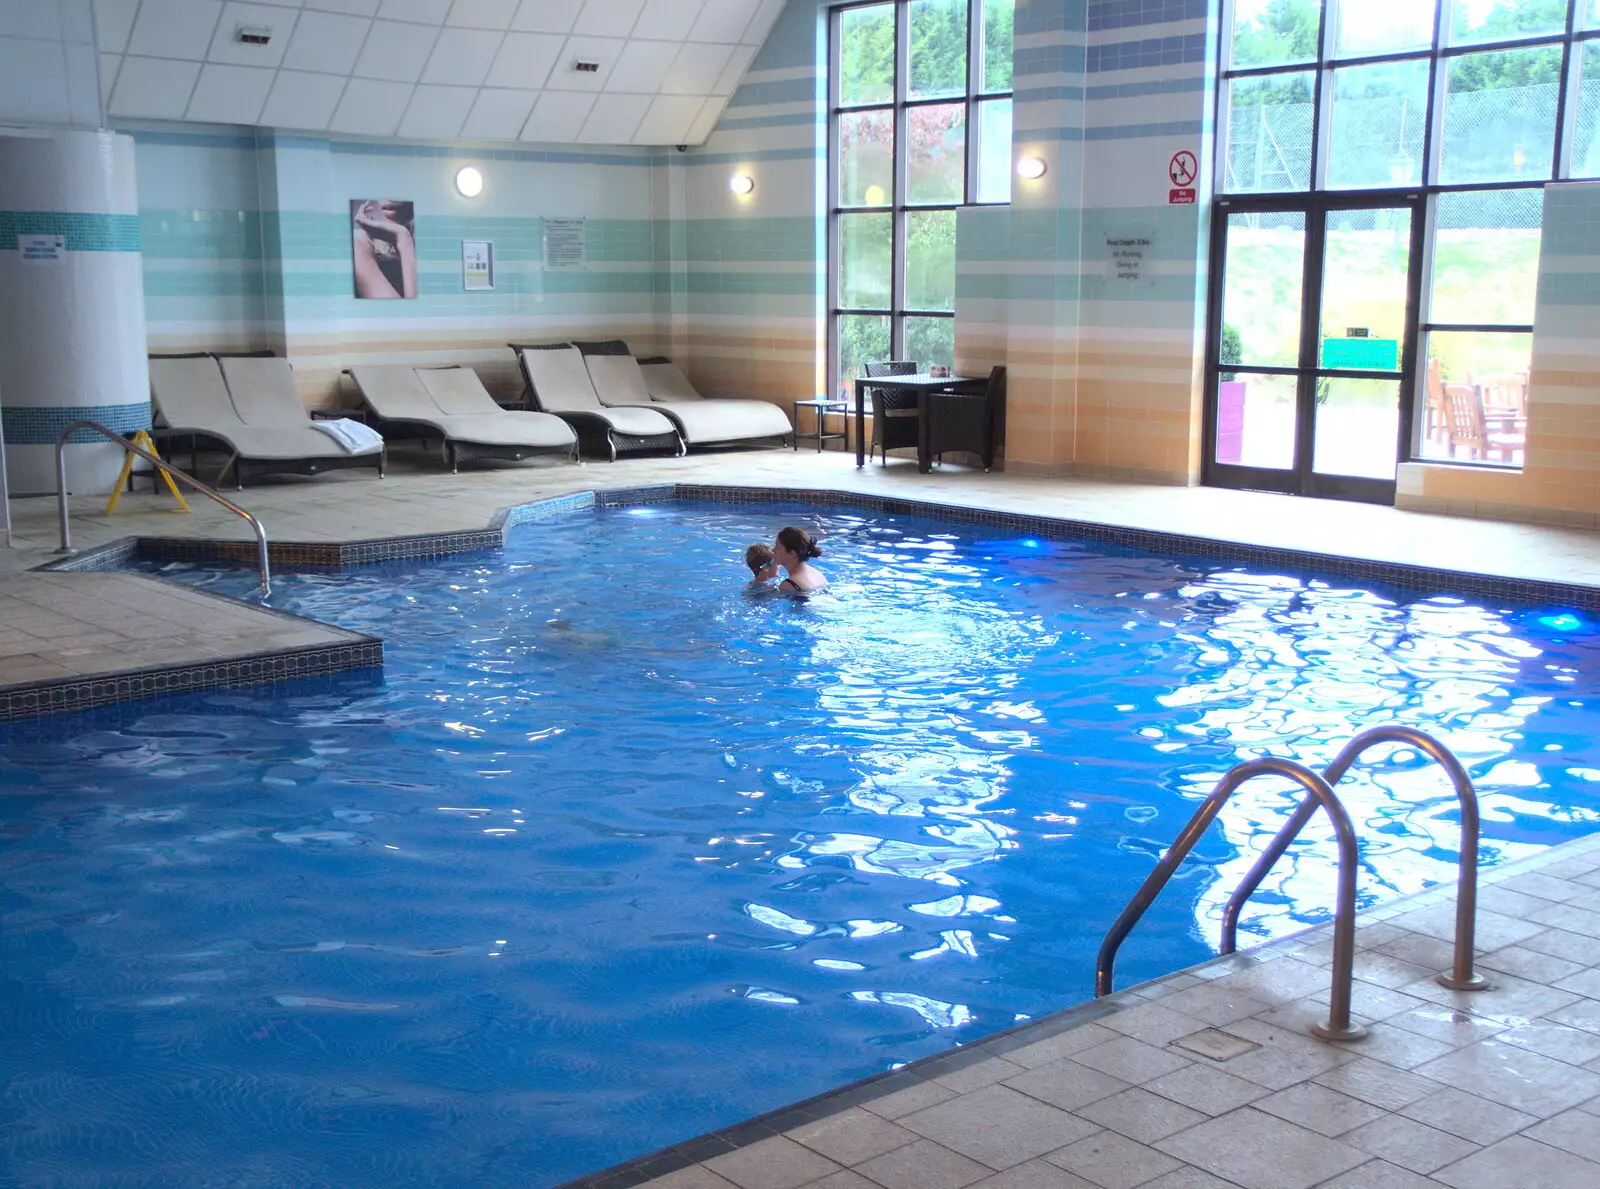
[
  {"x1": 571, "y1": 58, "x2": 601, "y2": 73},
  {"x1": 235, "y1": 25, "x2": 273, "y2": 46}
]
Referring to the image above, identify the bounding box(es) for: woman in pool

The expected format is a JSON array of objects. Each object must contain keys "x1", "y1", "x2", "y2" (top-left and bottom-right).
[{"x1": 773, "y1": 525, "x2": 827, "y2": 594}]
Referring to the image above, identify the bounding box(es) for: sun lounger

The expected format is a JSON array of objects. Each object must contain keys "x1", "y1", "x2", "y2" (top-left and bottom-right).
[
  {"x1": 574, "y1": 341, "x2": 792, "y2": 449},
  {"x1": 347, "y1": 364, "x2": 577, "y2": 471},
  {"x1": 510, "y1": 343, "x2": 682, "y2": 461},
  {"x1": 148, "y1": 354, "x2": 384, "y2": 488}
]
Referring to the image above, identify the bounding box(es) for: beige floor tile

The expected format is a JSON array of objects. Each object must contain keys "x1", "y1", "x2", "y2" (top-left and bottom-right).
[
  {"x1": 704, "y1": 1136, "x2": 842, "y2": 1189},
  {"x1": 1381, "y1": 1005, "x2": 1507, "y2": 1048},
  {"x1": 1341, "y1": 1114, "x2": 1479, "y2": 1175},
  {"x1": 646, "y1": 1167, "x2": 743, "y2": 1189},
  {"x1": 1340, "y1": 1023, "x2": 1456, "y2": 1072},
  {"x1": 1137, "y1": 1170, "x2": 1239, "y2": 1189},
  {"x1": 1140, "y1": 1064, "x2": 1269, "y2": 1118},
  {"x1": 1313, "y1": 1159, "x2": 1444, "y2": 1189},
  {"x1": 1345, "y1": 950, "x2": 1438, "y2": 991},
  {"x1": 854, "y1": 1138, "x2": 991, "y2": 1189},
  {"x1": 1312, "y1": 1056, "x2": 1446, "y2": 1113},
  {"x1": 930, "y1": 1056, "x2": 1028, "y2": 1094},
  {"x1": 1097, "y1": 1002, "x2": 1210, "y2": 1047},
  {"x1": 1524, "y1": 1108, "x2": 1600, "y2": 1163},
  {"x1": 1476, "y1": 943, "x2": 1587, "y2": 984},
  {"x1": 798, "y1": 1173, "x2": 879, "y2": 1189},
  {"x1": 1075, "y1": 1087, "x2": 1208, "y2": 1144},
  {"x1": 1495, "y1": 1020, "x2": 1600, "y2": 1067},
  {"x1": 1203, "y1": 959, "x2": 1331, "y2": 1007},
  {"x1": 1202, "y1": 1019, "x2": 1356, "y2": 1091},
  {"x1": 1068, "y1": 1037, "x2": 1193, "y2": 1086},
  {"x1": 998, "y1": 1024, "x2": 1121, "y2": 1070},
  {"x1": 1413, "y1": 1039, "x2": 1600, "y2": 1117},
  {"x1": 1522, "y1": 928, "x2": 1600, "y2": 967},
  {"x1": 965, "y1": 1158, "x2": 1099, "y2": 1189},
  {"x1": 1553, "y1": 967, "x2": 1600, "y2": 1000},
  {"x1": 1396, "y1": 970, "x2": 1584, "y2": 1028},
  {"x1": 1002, "y1": 1061, "x2": 1132, "y2": 1113},
  {"x1": 1432, "y1": 1134, "x2": 1600, "y2": 1189},
  {"x1": 1145, "y1": 983, "x2": 1271, "y2": 1029},
  {"x1": 786, "y1": 1110, "x2": 918, "y2": 1166},
  {"x1": 1154, "y1": 1107, "x2": 1368, "y2": 1189},
  {"x1": 897, "y1": 1085, "x2": 1102, "y2": 1170},
  {"x1": 1395, "y1": 1087, "x2": 1535, "y2": 1144},
  {"x1": 860, "y1": 1080, "x2": 959, "y2": 1121},
  {"x1": 1499, "y1": 872, "x2": 1590, "y2": 903},
  {"x1": 1252, "y1": 1082, "x2": 1386, "y2": 1137},
  {"x1": 1043, "y1": 1130, "x2": 1184, "y2": 1189},
  {"x1": 1546, "y1": 998, "x2": 1600, "y2": 1036}
]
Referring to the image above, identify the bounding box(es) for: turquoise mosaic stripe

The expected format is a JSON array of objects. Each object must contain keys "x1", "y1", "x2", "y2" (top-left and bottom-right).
[
  {"x1": 2, "y1": 402, "x2": 152, "y2": 444},
  {"x1": 0, "y1": 211, "x2": 140, "y2": 252}
]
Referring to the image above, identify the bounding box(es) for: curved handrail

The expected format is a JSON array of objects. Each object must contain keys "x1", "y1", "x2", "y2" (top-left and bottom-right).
[
  {"x1": 54, "y1": 420, "x2": 271, "y2": 597},
  {"x1": 1219, "y1": 725, "x2": 1486, "y2": 990},
  {"x1": 1096, "y1": 756, "x2": 1365, "y2": 1040}
]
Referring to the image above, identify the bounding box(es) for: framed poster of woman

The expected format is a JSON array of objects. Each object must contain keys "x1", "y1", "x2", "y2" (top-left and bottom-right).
[{"x1": 350, "y1": 199, "x2": 417, "y2": 299}]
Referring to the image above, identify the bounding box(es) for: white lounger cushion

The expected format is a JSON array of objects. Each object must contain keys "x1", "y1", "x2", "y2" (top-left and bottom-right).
[
  {"x1": 585, "y1": 353, "x2": 791, "y2": 446},
  {"x1": 349, "y1": 365, "x2": 576, "y2": 450},
  {"x1": 639, "y1": 360, "x2": 705, "y2": 402},
  {"x1": 517, "y1": 346, "x2": 676, "y2": 437},
  {"x1": 150, "y1": 357, "x2": 367, "y2": 460}
]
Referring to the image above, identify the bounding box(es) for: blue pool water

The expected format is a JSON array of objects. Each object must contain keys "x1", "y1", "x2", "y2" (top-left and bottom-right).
[{"x1": 3, "y1": 501, "x2": 1600, "y2": 1187}]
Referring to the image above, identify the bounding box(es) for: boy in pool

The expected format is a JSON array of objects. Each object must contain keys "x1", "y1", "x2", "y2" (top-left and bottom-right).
[{"x1": 744, "y1": 543, "x2": 779, "y2": 584}]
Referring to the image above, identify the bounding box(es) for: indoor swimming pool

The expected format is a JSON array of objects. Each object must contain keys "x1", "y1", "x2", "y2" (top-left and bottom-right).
[{"x1": 2, "y1": 499, "x2": 1598, "y2": 1188}]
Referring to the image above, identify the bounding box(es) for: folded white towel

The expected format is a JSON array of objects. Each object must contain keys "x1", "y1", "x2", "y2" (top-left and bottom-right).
[{"x1": 313, "y1": 418, "x2": 384, "y2": 454}]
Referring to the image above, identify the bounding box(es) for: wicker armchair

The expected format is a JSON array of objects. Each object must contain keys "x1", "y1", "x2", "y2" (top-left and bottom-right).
[
  {"x1": 926, "y1": 366, "x2": 1006, "y2": 471},
  {"x1": 865, "y1": 360, "x2": 920, "y2": 463}
]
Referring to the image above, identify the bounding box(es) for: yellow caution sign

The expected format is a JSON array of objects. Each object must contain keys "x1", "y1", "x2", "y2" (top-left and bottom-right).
[{"x1": 105, "y1": 430, "x2": 190, "y2": 516}]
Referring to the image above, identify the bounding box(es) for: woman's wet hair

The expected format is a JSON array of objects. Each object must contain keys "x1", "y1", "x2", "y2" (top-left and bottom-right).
[{"x1": 777, "y1": 525, "x2": 822, "y2": 561}]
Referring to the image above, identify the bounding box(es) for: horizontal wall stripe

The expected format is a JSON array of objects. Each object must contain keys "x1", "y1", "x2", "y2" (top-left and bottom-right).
[
  {"x1": 2, "y1": 402, "x2": 152, "y2": 444},
  {"x1": 1087, "y1": 33, "x2": 1208, "y2": 72},
  {"x1": 1088, "y1": 0, "x2": 1209, "y2": 31},
  {"x1": 713, "y1": 111, "x2": 824, "y2": 130},
  {"x1": 127, "y1": 129, "x2": 259, "y2": 152},
  {"x1": 685, "y1": 146, "x2": 822, "y2": 165},
  {"x1": 725, "y1": 76, "x2": 820, "y2": 109},
  {"x1": 0, "y1": 211, "x2": 140, "y2": 251},
  {"x1": 1085, "y1": 75, "x2": 1209, "y2": 100},
  {"x1": 1086, "y1": 118, "x2": 1205, "y2": 139}
]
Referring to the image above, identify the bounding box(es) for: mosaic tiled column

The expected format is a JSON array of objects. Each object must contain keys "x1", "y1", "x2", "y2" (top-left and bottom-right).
[{"x1": 0, "y1": 129, "x2": 149, "y2": 495}]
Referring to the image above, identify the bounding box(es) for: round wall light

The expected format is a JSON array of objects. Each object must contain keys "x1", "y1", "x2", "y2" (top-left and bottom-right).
[
  {"x1": 455, "y1": 165, "x2": 484, "y2": 198},
  {"x1": 1015, "y1": 156, "x2": 1047, "y2": 180},
  {"x1": 729, "y1": 173, "x2": 755, "y2": 195}
]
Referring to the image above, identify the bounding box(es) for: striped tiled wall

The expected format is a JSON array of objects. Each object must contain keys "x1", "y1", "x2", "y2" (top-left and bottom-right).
[{"x1": 1397, "y1": 180, "x2": 1600, "y2": 527}]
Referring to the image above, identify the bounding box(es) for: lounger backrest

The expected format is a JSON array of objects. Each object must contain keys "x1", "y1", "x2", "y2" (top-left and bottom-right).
[
  {"x1": 348, "y1": 365, "x2": 442, "y2": 420},
  {"x1": 220, "y1": 356, "x2": 311, "y2": 427},
  {"x1": 584, "y1": 353, "x2": 654, "y2": 408},
  {"x1": 517, "y1": 345, "x2": 603, "y2": 413},
  {"x1": 148, "y1": 356, "x2": 245, "y2": 430},
  {"x1": 638, "y1": 360, "x2": 705, "y2": 402},
  {"x1": 417, "y1": 366, "x2": 501, "y2": 416}
]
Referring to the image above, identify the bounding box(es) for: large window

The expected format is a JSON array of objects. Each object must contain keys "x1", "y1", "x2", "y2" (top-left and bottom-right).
[
  {"x1": 1218, "y1": 0, "x2": 1600, "y2": 471},
  {"x1": 830, "y1": 0, "x2": 1014, "y2": 400}
]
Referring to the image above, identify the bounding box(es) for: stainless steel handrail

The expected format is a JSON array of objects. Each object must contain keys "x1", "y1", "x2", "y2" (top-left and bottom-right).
[
  {"x1": 1220, "y1": 725, "x2": 1487, "y2": 991},
  {"x1": 1095, "y1": 756, "x2": 1366, "y2": 1041},
  {"x1": 54, "y1": 420, "x2": 271, "y2": 597}
]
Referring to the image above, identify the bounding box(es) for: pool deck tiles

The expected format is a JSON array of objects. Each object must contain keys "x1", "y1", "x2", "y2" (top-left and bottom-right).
[{"x1": 571, "y1": 832, "x2": 1600, "y2": 1189}]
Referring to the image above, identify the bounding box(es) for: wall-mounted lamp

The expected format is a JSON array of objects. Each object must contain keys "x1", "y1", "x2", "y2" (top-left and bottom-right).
[
  {"x1": 455, "y1": 165, "x2": 484, "y2": 198},
  {"x1": 729, "y1": 173, "x2": 755, "y2": 195},
  {"x1": 1015, "y1": 156, "x2": 1047, "y2": 180}
]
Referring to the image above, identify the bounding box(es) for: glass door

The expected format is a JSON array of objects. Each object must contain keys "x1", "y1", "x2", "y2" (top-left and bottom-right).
[{"x1": 1205, "y1": 194, "x2": 1423, "y2": 503}]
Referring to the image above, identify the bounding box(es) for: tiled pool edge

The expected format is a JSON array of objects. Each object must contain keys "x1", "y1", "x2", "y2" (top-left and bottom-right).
[{"x1": 553, "y1": 828, "x2": 1600, "y2": 1189}]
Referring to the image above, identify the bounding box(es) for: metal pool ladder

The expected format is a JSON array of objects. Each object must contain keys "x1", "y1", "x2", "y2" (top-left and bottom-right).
[
  {"x1": 1094, "y1": 726, "x2": 1487, "y2": 1042},
  {"x1": 53, "y1": 419, "x2": 272, "y2": 597}
]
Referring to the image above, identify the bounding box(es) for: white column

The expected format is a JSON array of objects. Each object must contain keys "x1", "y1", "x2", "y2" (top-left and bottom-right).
[{"x1": 0, "y1": 129, "x2": 149, "y2": 495}]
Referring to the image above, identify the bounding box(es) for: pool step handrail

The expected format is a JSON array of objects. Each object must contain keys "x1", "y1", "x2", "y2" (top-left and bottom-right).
[
  {"x1": 1219, "y1": 725, "x2": 1487, "y2": 991},
  {"x1": 1094, "y1": 756, "x2": 1367, "y2": 1042},
  {"x1": 54, "y1": 419, "x2": 272, "y2": 597}
]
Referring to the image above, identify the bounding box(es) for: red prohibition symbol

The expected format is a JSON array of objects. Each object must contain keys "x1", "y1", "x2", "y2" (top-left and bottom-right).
[{"x1": 1169, "y1": 151, "x2": 1197, "y2": 187}]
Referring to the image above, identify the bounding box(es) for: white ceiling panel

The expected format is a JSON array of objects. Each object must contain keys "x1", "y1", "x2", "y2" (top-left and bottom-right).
[
  {"x1": 545, "y1": 34, "x2": 621, "y2": 90},
  {"x1": 579, "y1": 90, "x2": 649, "y2": 141},
  {"x1": 609, "y1": 39, "x2": 678, "y2": 95},
  {"x1": 98, "y1": 51, "x2": 123, "y2": 103},
  {"x1": 710, "y1": 42, "x2": 753, "y2": 95},
  {"x1": 683, "y1": 93, "x2": 719, "y2": 142},
  {"x1": 306, "y1": 0, "x2": 379, "y2": 14},
  {"x1": 446, "y1": 0, "x2": 518, "y2": 29},
  {"x1": 109, "y1": 54, "x2": 203, "y2": 117},
  {"x1": 484, "y1": 30, "x2": 561, "y2": 88},
  {"x1": 398, "y1": 82, "x2": 476, "y2": 137},
  {"x1": 509, "y1": 0, "x2": 581, "y2": 33},
  {"x1": 740, "y1": 0, "x2": 780, "y2": 44},
  {"x1": 259, "y1": 67, "x2": 347, "y2": 128},
  {"x1": 92, "y1": 0, "x2": 140, "y2": 54},
  {"x1": 632, "y1": 92, "x2": 701, "y2": 144},
  {"x1": 0, "y1": 38, "x2": 71, "y2": 123},
  {"x1": 573, "y1": 0, "x2": 646, "y2": 38},
  {"x1": 353, "y1": 18, "x2": 439, "y2": 81},
  {"x1": 460, "y1": 85, "x2": 535, "y2": 137},
  {"x1": 128, "y1": 0, "x2": 225, "y2": 59},
  {"x1": 186, "y1": 61, "x2": 276, "y2": 122},
  {"x1": 520, "y1": 87, "x2": 593, "y2": 140},
  {"x1": 661, "y1": 40, "x2": 729, "y2": 94},
  {"x1": 65, "y1": 42, "x2": 102, "y2": 123},
  {"x1": 420, "y1": 25, "x2": 502, "y2": 84},
  {"x1": 687, "y1": 0, "x2": 755, "y2": 44},
  {"x1": 376, "y1": 0, "x2": 450, "y2": 23},
  {"x1": 207, "y1": 2, "x2": 299, "y2": 66},
  {"x1": 632, "y1": 0, "x2": 700, "y2": 41},
  {"x1": 281, "y1": 10, "x2": 370, "y2": 73},
  {"x1": 330, "y1": 75, "x2": 413, "y2": 133},
  {"x1": 0, "y1": 1, "x2": 64, "y2": 38}
]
